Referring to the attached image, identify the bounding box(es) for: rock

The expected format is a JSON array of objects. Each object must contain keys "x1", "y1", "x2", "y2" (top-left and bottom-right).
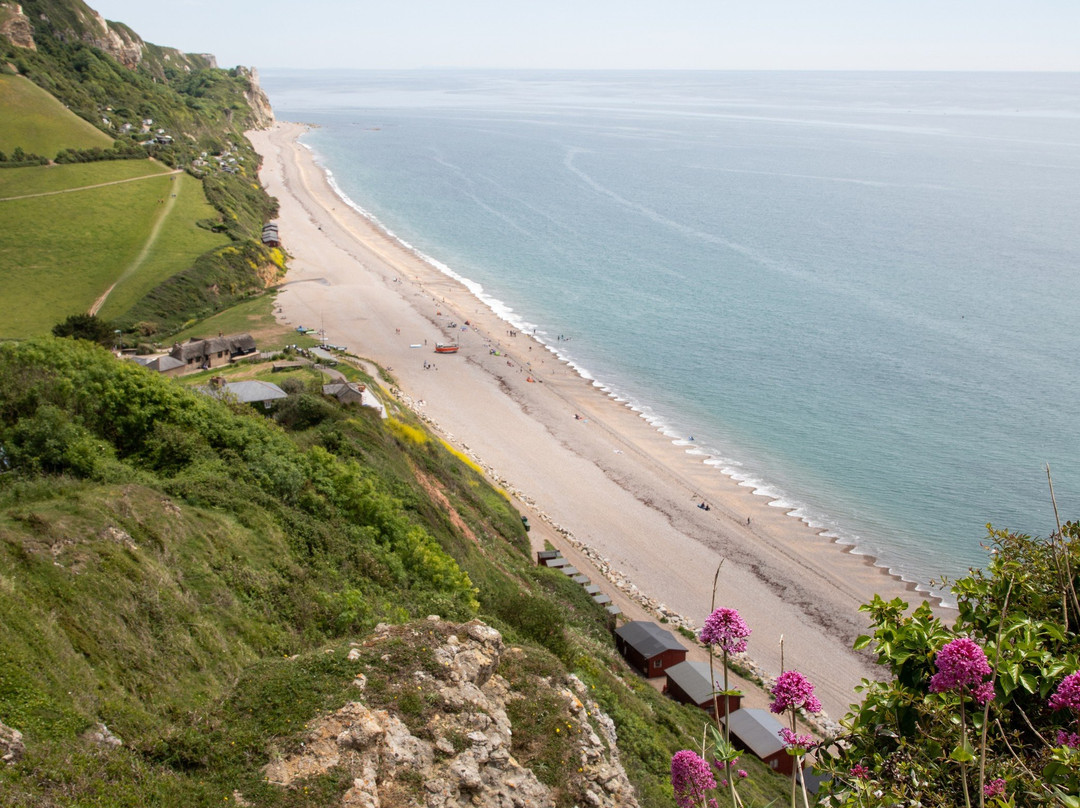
[
  {"x1": 261, "y1": 620, "x2": 637, "y2": 808},
  {"x1": 347, "y1": 648, "x2": 361, "y2": 661},
  {"x1": 0, "y1": 3, "x2": 36, "y2": 50},
  {"x1": 83, "y1": 722, "x2": 123, "y2": 748},
  {"x1": 0, "y1": 720, "x2": 24, "y2": 765}
]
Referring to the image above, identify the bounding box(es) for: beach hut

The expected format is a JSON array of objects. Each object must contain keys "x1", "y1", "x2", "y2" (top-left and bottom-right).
[
  {"x1": 720, "y1": 708, "x2": 792, "y2": 776},
  {"x1": 614, "y1": 621, "x2": 686, "y2": 678},
  {"x1": 664, "y1": 660, "x2": 742, "y2": 716}
]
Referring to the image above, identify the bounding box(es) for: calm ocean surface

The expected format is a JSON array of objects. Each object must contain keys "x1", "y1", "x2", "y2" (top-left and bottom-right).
[{"x1": 261, "y1": 70, "x2": 1080, "y2": 597}]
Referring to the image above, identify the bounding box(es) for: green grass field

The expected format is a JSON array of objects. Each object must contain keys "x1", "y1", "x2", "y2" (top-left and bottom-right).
[
  {"x1": 0, "y1": 158, "x2": 169, "y2": 197},
  {"x1": 0, "y1": 163, "x2": 228, "y2": 337},
  {"x1": 168, "y1": 292, "x2": 331, "y2": 354},
  {"x1": 0, "y1": 73, "x2": 114, "y2": 157},
  {"x1": 96, "y1": 172, "x2": 228, "y2": 322}
]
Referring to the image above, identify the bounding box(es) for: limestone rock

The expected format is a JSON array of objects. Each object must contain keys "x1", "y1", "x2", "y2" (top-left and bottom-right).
[
  {"x1": 258, "y1": 619, "x2": 638, "y2": 808},
  {"x1": 0, "y1": 720, "x2": 24, "y2": 765},
  {"x1": 0, "y1": 3, "x2": 35, "y2": 50},
  {"x1": 82, "y1": 722, "x2": 123, "y2": 748}
]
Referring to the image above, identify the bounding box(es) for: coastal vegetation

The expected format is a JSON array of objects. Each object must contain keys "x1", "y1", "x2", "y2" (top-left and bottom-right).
[{"x1": 0, "y1": 338, "x2": 790, "y2": 806}]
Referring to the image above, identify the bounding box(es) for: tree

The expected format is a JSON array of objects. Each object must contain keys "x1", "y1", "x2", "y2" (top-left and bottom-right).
[{"x1": 52, "y1": 313, "x2": 117, "y2": 346}]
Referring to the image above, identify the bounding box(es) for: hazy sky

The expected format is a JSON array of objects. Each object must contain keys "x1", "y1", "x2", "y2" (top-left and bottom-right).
[{"x1": 89, "y1": 0, "x2": 1079, "y2": 71}]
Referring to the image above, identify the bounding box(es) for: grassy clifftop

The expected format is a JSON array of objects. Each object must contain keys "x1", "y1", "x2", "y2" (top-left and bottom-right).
[{"x1": 1, "y1": 0, "x2": 280, "y2": 339}]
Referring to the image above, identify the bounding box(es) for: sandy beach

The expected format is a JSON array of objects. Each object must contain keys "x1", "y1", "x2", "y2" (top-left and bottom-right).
[{"x1": 247, "y1": 120, "x2": 933, "y2": 723}]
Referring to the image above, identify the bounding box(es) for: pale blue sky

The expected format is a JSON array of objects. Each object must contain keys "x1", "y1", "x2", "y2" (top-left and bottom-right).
[{"x1": 90, "y1": 0, "x2": 1079, "y2": 71}]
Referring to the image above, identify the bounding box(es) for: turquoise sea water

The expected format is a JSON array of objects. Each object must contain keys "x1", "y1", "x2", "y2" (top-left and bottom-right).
[{"x1": 261, "y1": 70, "x2": 1080, "y2": 596}]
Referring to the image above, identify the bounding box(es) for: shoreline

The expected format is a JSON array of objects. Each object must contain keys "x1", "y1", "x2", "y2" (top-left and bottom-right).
[
  {"x1": 248, "y1": 120, "x2": 949, "y2": 722},
  {"x1": 299, "y1": 123, "x2": 940, "y2": 607}
]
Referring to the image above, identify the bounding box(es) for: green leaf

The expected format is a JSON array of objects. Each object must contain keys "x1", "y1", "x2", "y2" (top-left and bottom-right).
[
  {"x1": 1019, "y1": 672, "x2": 1038, "y2": 693},
  {"x1": 950, "y1": 739, "x2": 975, "y2": 763},
  {"x1": 853, "y1": 634, "x2": 873, "y2": 651}
]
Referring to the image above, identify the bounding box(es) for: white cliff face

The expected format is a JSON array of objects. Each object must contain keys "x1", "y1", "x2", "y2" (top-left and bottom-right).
[
  {"x1": 84, "y1": 9, "x2": 142, "y2": 68},
  {"x1": 262, "y1": 620, "x2": 639, "y2": 808},
  {"x1": 237, "y1": 66, "x2": 275, "y2": 129}
]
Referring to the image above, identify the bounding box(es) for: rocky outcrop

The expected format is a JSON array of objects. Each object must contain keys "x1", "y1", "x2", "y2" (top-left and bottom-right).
[
  {"x1": 238, "y1": 66, "x2": 274, "y2": 129},
  {"x1": 0, "y1": 3, "x2": 35, "y2": 50},
  {"x1": 261, "y1": 619, "x2": 638, "y2": 808},
  {"x1": 1, "y1": 720, "x2": 25, "y2": 765},
  {"x1": 83, "y1": 9, "x2": 141, "y2": 69}
]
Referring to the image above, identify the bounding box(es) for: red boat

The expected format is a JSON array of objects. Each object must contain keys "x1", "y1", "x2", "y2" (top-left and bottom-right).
[{"x1": 434, "y1": 343, "x2": 459, "y2": 354}]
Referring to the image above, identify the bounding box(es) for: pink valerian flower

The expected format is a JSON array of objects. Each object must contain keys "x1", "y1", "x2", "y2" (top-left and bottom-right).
[
  {"x1": 769, "y1": 670, "x2": 823, "y2": 715},
  {"x1": 849, "y1": 763, "x2": 871, "y2": 780},
  {"x1": 779, "y1": 727, "x2": 814, "y2": 750},
  {"x1": 699, "y1": 607, "x2": 751, "y2": 654},
  {"x1": 736, "y1": 770, "x2": 748, "y2": 779},
  {"x1": 671, "y1": 750, "x2": 716, "y2": 808},
  {"x1": 1055, "y1": 729, "x2": 1080, "y2": 748},
  {"x1": 1049, "y1": 670, "x2": 1080, "y2": 712},
  {"x1": 983, "y1": 778, "x2": 1006, "y2": 798},
  {"x1": 928, "y1": 637, "x2": 993, "y2": 703},
  {"x1": 971, "y1": 680, "x2": 995, "y2": 707}
]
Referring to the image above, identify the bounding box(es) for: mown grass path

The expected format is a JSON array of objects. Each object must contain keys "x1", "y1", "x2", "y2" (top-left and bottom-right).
[{"x1": 89, "y1": 172, "x2": 184, "y2": 316}]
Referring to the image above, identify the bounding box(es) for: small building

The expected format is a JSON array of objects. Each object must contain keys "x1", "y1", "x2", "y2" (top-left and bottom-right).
[
  {"x1": 322, "y1": 382, "x2": 386, "y2": 419},
  {"x1": 262, "y1": 222, "x2": 280, "y2": 248},
  {"x1": 138, "y1": 354, "x2": 186, "y2": 377},
  {"x1": 322, "y1": 382, "x2": 367, "y2": 405},
  {"x1": 721, "y1": 708, "x2": 792, "y2": 776},
  {"x1": 614, "y1": 621, "x2": 687, "y2": 678},
  {"x1": 664, "y1": 660, "x2": 742, "y2": 716},
  {"x1": 218, "y1": 380, "x2": 287, "y2": 409},
  {"x1": 170, "y1": 334, "x2": 257, "y2": 371},
  {"x1": 537, "y1": 550, "x2": 563, "y2": 566}
]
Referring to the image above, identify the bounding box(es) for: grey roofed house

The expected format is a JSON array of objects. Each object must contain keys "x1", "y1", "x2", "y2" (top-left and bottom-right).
[
  {"x1": 665, "y1": 661, "x2": 716, "y2": 705},
  {"x1": 145, "y1": 355, "x2": 186, "y2": 374},
  {"x1": 129, "y1": 354, "x2": 186, "y2": 375},
  {"x1": 322, "y1": 382, "x2": 366, "y2": 405},
  {"x1": 322, "y1": 382, "x2": 387, "y2": 419},
  {"x1": 722, "y1": 708, "x2": 786, "y2": 760},
  {"x1": 219, "y1": 380, "x2": 288, "y2": 405},
  {"x1": 614, "y1": 621, "x2": 684, "y2": 658}
]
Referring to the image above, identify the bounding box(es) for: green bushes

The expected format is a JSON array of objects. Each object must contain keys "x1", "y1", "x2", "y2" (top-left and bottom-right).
[{"x1": 819, "y1": 524, "x2": 1080, "y2": 807}]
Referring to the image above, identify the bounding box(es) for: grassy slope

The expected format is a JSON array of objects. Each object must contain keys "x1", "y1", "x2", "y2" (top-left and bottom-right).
[
  {"x1": 0, "y1": 340, "x2": 789, "y2": 807},
  {"x1": 0, "y1": 158, "x2": 168, "y2": 197},
  {"x1": 97, "y1": 172, "x2": 228, "y2": 321},
  {"x1": 169, "y1": 292, "x2": 321, "y2": 353},
  {"x1": 0, "y1": 73, "x2": 113, "y2": 156},
  {"x1": 0, "y1": 163, "x2": 227, "y2": 337}
]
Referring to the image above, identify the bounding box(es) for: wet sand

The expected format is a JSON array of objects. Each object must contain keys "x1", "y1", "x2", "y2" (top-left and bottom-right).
[{"x1": 248, "y1": 120, "x2": 938, "y2": 722}]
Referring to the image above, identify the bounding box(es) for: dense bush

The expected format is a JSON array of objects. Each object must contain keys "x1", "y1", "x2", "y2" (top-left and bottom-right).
[{"x1": 819, "y1": 524, "x2": 1080, "y2": 807}]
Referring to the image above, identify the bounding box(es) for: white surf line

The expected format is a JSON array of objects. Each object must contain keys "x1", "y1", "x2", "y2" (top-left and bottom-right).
[
  {"x1": 89, "y1": 174, "x2": 182, "y2": 317},
  {"x1": 0, "y1": 168, "x2": 182, "y2": 202}
]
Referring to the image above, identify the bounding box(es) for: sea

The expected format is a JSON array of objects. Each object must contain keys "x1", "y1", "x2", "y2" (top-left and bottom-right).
[{"x1": 260, "y1": 70, "x2": 1080, "y2": 600}]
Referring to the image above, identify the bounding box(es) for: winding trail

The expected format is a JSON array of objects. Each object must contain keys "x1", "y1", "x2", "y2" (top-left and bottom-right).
[{"x1": 89, "y1": 173, "x2": 182, "y2": 316}]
